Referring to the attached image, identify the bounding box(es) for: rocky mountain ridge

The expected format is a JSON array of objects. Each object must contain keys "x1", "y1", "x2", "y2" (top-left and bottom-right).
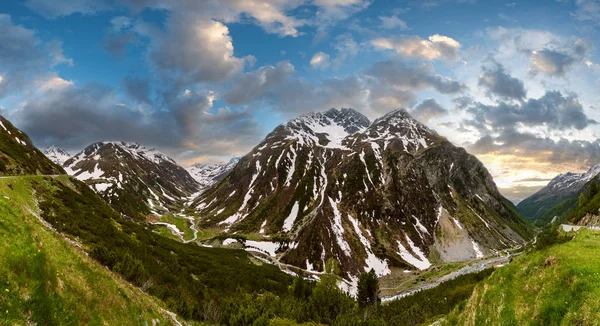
[
  {"x1": 63, "y1": 141, "x2": 200, "y2": 219},
  {"x1": 517, "y1": 163, "x2": 600, "y2": 222},
  {"x1": 191, "y1": 108, "x2": 531, "y2": 279}
]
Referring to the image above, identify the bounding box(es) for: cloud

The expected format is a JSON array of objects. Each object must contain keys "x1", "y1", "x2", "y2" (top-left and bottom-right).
[
  {"x1": 574, "y1": 0, "x2": 600, "y2": 24},
  {"x1": 466, "y1": 91, "x2": 594, "y2": 132},
  {"x1": 144, "y1": 14, "x2": 248, "y2": 86},
  {"x1": 529, "y1": 49, "x2": 575, "y2": 77},
  {"x1": 224, "y1": 58, "x2": 464, "y2": 118},
  {"x1": 45, "y1": 40, "x2": 73, "y2": 67},
  {"x1": 478, "y1": 62, "x2": 526, "y2": 100},
  {"x1": 487, "y1": 27, "x2": 592, "y2": 77},
  {"x1": 0, "y1": 14, "x2": 57, "y2": 98},
  {"x1": 224, "y1": 61, "x2": 295, "y2": 105},
  {"x1": 372, "y1": 34, "x2": 461, "y2": 61},
  {"x1": 110, "y1": 16, "x2": 132, "y2": 31},
  {"x1": 122, "y1": 76, "x2": 151, "y2": 104},
  {"x1": 25, "y1": 0, "x2": 110, "y2": 18},
  {"x1": 312, "y1": 0, "x2": 371, "y2": 27},
  {"x1": 379, "y1": 15, "x2": 410, "y2": 30},
  {"x1": 310, "y1": 52, "x2": 331, "y2": 69},
  {"x1": 103, "y1": 32, "x2": 139, "y2": 57},
  {"x1": 366, "y1": 60, "x2": 467, "y2": 94},
  {"x1": 411, "y1": 98, "x2": 448, "y2": 122},
  {"x1": 11, "y1": 82, "x2": 261, "y2": 158}
]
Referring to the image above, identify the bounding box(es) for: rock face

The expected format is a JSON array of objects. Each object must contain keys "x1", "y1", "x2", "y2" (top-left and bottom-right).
[
  {"x1": 186, "y1": 156, "x2": 241, "y2": 188},
  {"x1": 517, "y1": 164, "x2": 600, "y2": 222},
  {"x1": 191, "y1": 108, "x2": 530, "y2": 278},
  {"x1": 64, "y1": 141, "x2": 199, "y2": 219},
  {"x1": 43, "y1": 145, "x2": 72, "y2": 165},
  {"x1": 0, "y1": 116, "x2": 65, "y2": 175}
]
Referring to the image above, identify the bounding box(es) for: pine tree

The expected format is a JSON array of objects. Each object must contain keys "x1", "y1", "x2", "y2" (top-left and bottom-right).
[
  {"x1": 579, "y1": 192, "x2": 587, "y2": 208},
  {"x1": 588, "y1": 179, "x2": 599, "y2": 200},
  {"x1": 357, "y1": 269, "x2": 380, "y2": 308}
]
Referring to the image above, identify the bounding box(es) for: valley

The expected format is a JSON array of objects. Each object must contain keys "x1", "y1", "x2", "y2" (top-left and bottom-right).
[{"x1": 1, "y1": 107, "x2": 597, "y2": 325}]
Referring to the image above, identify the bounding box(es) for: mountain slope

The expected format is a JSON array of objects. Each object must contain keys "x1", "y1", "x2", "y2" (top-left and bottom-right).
[
  {"x1": 0, "y1": 116, "x2": 64, "y2": 176},
  {"x1": 442, "y1": 230, "x2": 600, "y2": 325},
  {"x1": 191, "y1": 108, "x2": 531, "y2": 279},
  {"x1": 43, "y1": 145, "x2": 71, "y2": 165},
  {"x1": 187, "y1": 156, "x2": 241, "y2": 188},
  {"x1": 517, "y1": 164, "x2": 600, "y2": 223},
  {"x1": 0, "y1": 176, "x2": 179, "y2": 324},
  {"x1": 64, "y1": 141, "x2": 199, "y2": 219},
  {"x1": 0, "y1": 115, "x2": 292, "y2": 322}
]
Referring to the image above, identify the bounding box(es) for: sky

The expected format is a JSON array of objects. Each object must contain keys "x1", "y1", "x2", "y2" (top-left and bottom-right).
[{"x1": 0, "y1": 0, "x2": 599, "y2": 201}]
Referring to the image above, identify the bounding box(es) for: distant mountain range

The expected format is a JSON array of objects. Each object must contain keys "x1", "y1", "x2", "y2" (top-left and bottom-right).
[
  {"x1": 43, "y1": 145, "x2": 71, "y2": 165},
  {"x1": 191, "y1": 108, "x2": 531, "y2": 278},
  {"x1": 186, "y1": 156, "x2": 241, "y2": 188},
  {"x1": 517, "y1": 164, "x2": 600, "y2": 224}
]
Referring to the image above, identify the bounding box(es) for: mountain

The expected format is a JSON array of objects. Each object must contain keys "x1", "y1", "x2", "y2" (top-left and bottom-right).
[
  {"x1": 191, "y1": 108, "x2": 531, "y2": 279},
  {"x1": 0, "y1": 116, "x2": 292, "y2": 323},
  {"x1": 517, "y1": 164, "x2": 600, "y2": 223},
  {"x1": 0, "y1": 116, "x2": 65, "y2": 176},
  {"x1": 63, "y1": 141, "x2": 200, "y2": 219},
  {"x1": 186, "y1": 156, "x2": 241, "y2": 188},
  {"x1": 43, "y1": 145, "x2": 72, "y2": 165}
]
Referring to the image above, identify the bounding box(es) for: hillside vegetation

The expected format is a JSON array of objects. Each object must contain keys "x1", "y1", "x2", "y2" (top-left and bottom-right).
[
  {"x1": 442, "y1": 230, "x2": 600, "y2": 325},
  {"x1": 0, "y1": 175, "x2": 178, "y2": 324},
  {"x1": 0, "y1": 116, "x2": 64, "y2": 176},
  {"x1": 23, "y1": 175, "x2": 292, "y2": 321}
]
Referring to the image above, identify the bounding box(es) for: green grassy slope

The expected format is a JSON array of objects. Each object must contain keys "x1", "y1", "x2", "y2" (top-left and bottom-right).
[
  {"x1": 442, "y1": 230, "x2": 600, "y2": 325},
  {"x1": 0, "y1": 176, "x2": 179, "y2": 325},
  {"x1": 7, "y1": 175, "x2": 291, "y2": 321}
]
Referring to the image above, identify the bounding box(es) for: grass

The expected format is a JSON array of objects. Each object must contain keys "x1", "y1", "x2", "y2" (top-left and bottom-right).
[
  {"x1": 149, "y1": 214, "x2": 196, "y2": 241},
  {"x1": 0, "y1": 176, "x2": 177, "y2": 324},
  {"x1": 443, "y1": 230, "x2": 600, "y2": 325}
]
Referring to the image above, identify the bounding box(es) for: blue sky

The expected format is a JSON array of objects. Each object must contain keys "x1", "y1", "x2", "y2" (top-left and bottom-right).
[{"x1": 0, "y1": 0, "x2": 599, "y2": 200}]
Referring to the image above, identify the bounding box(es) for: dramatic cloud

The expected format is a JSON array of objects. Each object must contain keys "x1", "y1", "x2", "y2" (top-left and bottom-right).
[
  {"x1": 467, "y1": 91, "x2": 594, "y2": 132},
  {"x1": 379, "y1": 15, "x2": 410, "y2": 30},
  {"x1": 122, "y1": 76, "x2": 152, "y2": 104},
  {"x1": 478, "y1": 63, "x2": 526, "y2": 101},
  {"x1": 11, "y1": 83, "x2": 261, "y2": 158},
  {"x1": 144, "y1": 14, "x2": 248, "y2": 86},
  {"x1": 529, "y1": 50, "x2": 576, "y2": 77},
  {"x1": 411, "y1": 98, "x2": 448, "y2": 122},
  {"x1": 371, "y1": 34, "x2": 461, "y2": 61},
  {"x1": 366, "y1": 60, "x2": 467, "y2": 94},
  {"x1": 310, "y1": 52, "x2": 331, "y2": 69},
  {"x1": 224, "y1": 61, "x2": 295, "y2": 105}
]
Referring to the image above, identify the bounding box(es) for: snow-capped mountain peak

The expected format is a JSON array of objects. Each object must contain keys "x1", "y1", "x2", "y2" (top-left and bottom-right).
[
  {"x1": 63, "y1": 141, "x2": 198, "y2": 218},
  {"x1": 284, "y1": 108, "x2": 370, "y2": 149},
  {"x1": 187, "y1": 156, "x2": 241, "y2": 188},
  {"x1": 43, "y1": 145, "x2": 71, "y2": 165}
]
